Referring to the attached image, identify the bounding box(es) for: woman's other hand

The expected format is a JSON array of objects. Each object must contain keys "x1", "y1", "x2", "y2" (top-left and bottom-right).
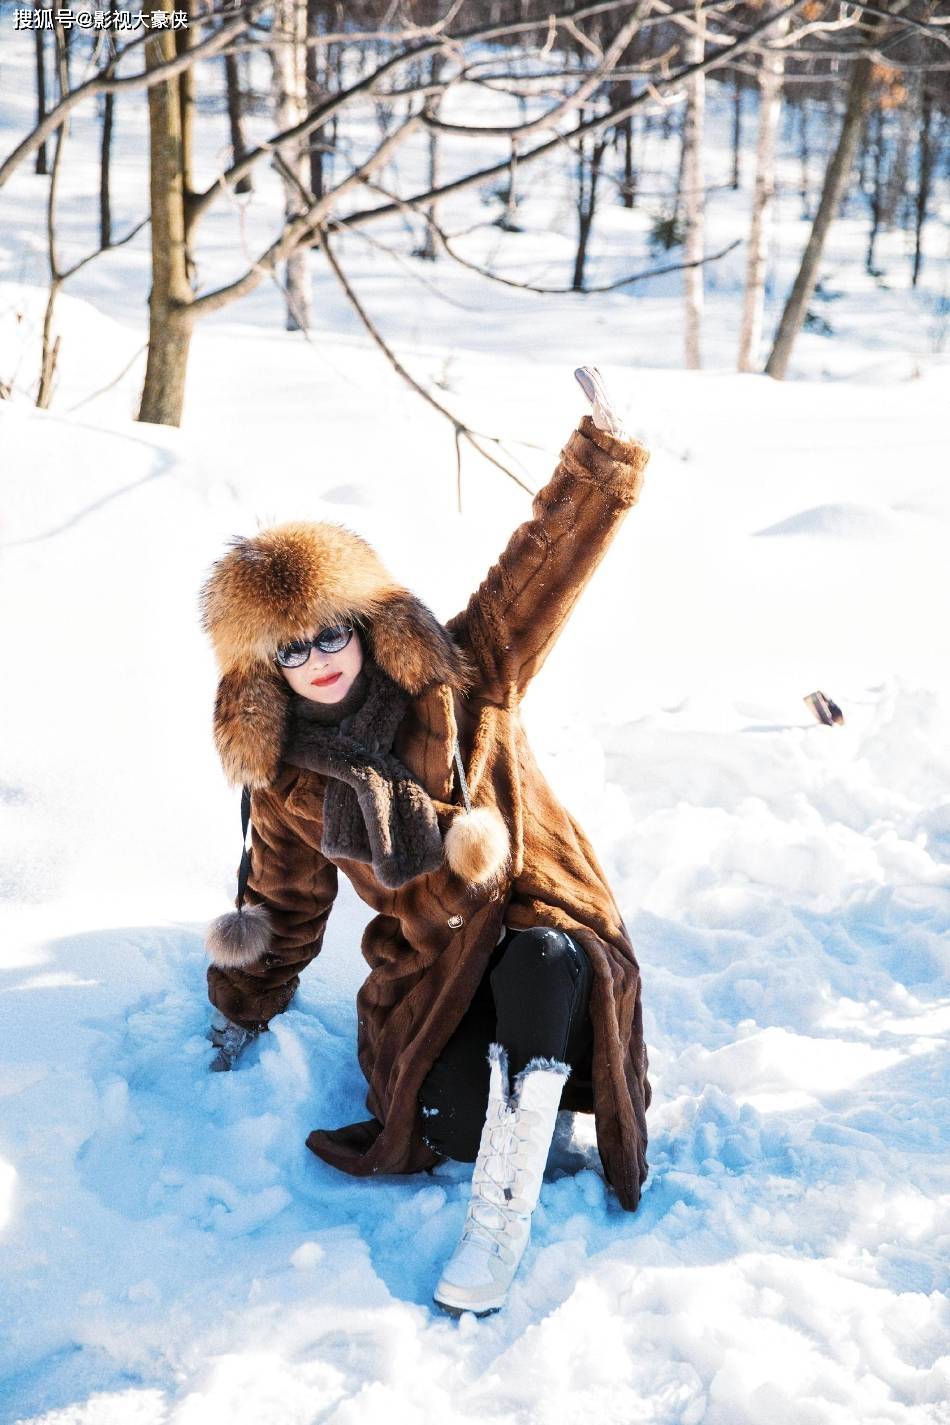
[{"x1": 208, "y1": 1009, "x2": 259, "y2": 1072}]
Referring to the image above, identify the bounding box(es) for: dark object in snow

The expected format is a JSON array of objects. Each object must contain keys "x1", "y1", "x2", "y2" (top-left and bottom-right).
[
  {"x1": 805, "y1": 691, "x2": 844, "y2": 726},
  {"x1": 208, "y1": 1010, "x2": 258, "y2": 1071},
  {"x1": 649, "y1": 211, "x2": 685, "y2": 252},
  {"x1": 803, "y1": 309, "x2": 835, "y2": 337}
]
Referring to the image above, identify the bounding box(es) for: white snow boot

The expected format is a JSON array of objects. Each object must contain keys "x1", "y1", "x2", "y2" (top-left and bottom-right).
[{"x1": 433, "y1": 1043, "x2": 570, "y2": 1318}]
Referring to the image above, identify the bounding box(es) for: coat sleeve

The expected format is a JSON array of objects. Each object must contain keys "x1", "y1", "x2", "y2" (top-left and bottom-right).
[
  {"x1": 448, "y1": 415, "x2": 650, "y2": 700},
  {"x1": 206, "y1": 784, "x2": 338, "y2": 1033}
]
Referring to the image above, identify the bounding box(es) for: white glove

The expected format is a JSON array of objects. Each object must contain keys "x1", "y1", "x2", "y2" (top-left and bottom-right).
[
  {"x1": 574, "y1": 366, "x2": 628, "y2": 439},
  {"x1": 208, "y1": 1009, "x2": 258, "y2": 1072}
]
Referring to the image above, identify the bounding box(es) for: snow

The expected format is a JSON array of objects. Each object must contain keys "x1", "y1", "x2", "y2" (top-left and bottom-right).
[{"x1": 2, "y1": 28, "x2": 950, "y2": 1425}]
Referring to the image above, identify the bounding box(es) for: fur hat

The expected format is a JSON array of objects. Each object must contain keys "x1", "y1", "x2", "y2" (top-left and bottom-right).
[{"x1": 200, "y1": 521, "x2": 474, "y2": 789}]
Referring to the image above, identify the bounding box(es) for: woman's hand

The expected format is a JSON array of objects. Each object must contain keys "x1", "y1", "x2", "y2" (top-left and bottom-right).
[
  {"x1": 208, "y1": 1009, "x2": 259, "y2": 1072},
  {"x1": 574, "y1": 366, "x2": 627, "y2": 439}
]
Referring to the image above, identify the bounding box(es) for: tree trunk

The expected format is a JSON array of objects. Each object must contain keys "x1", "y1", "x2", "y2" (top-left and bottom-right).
[
  {"x1": 34, "y1": 30, "x2": 48, "y2": 176},
  {"x1": 912, "y1": 86, "x2": 934, "y2": 288},
  {"x1": 176, "y1": 0, "x2": 199, "y2": 275},
  {"x1": 731, "y1": 73, "x2": 742, "y2": 190},
  {"x1": 138, "y1": 27, "x2": 194, "y2": 427},
  {"x1": 682, "y1": 4, "x2": 705, "y2": 370},
  {"x1": 620, "y1": 79, "x2": 636, "y2": 208},
  {"x1": 419, "y1": 53, "x2": 443, "y2": 260},
  {"x1": 765, "y1": 19, "x2": 886, "y2": 381},
  {"x1": 270, "y1": 0, "x2": 312, "y2": 331},
  {"x1": 99, "y1": 5, "x2": 117, "y2": 250},
  {"x1": 498, "y1": 140, "x2": 520, "y2": 230},
  {"x1": 622, "y1": 115, "x2": 635, "y2": 207},
  {"x1": 305, "y1": 0, "x2": 324, "y2": 202},
  {"x1": 798, "y1": 101, "x2": 811, "y2": 218},
  {"x1": 672, "y1": 106, "x2": 687, "y2": 224},
  {"x1": 100, "y1": 91, "x2": 114, "y2": 249},
  {"x1": 572, "y1": 134, "x2": 606, "y2": 292},
  {"x1": 883, "y1": 101, "x2": 909, "y2": 230},
  {"x1": 737, "y1": 15, "x2": 787, "y2": 373},
  {"x1": 224, "y1": 51, "x2": 252, "y2": 195},
  {"x1": 865, "y1": 104, "x2": 884, "y2": 274},
  {"x1": 37, "y1": 23, "x2": 68, "y2": 410},
  {"x1": 61, "y1": 23, "x2": 72, "y2": 89}
]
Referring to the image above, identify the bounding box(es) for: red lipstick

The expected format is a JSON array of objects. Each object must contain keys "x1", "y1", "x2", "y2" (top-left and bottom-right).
[{"x1": 311, "y1": 671, "x2": 343, "y2": 687}]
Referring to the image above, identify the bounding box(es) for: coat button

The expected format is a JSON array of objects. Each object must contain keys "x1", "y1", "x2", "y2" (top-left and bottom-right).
[{"x1": 447, "y1": 914, "x2": 464, "y2": 930}]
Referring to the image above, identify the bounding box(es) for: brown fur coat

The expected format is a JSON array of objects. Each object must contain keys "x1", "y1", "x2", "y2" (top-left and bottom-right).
[{"x1": 202, "y1": 416, "x2": 652, "y2": 1210}]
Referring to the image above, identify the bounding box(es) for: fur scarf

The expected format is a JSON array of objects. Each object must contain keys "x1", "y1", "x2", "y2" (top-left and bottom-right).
[{"x1": 282, "y1": 659, "x2": 444, "y2": 890}]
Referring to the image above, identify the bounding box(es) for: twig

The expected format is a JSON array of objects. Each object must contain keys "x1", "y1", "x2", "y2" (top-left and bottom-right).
[
  {"x1": 424, "y1": 2, "x2": 650, "y2": 141},
  {"x1": 188, "y1": 116, "x2": 419, "y2": 319},
  {"x1": 221, "y1": 158, "x2": 357, "y2": 387},
  {"x1": 336, "y1": 0, "x2": 812, "y2": 233},
  {"x1": 393, "y1": 202, "x2": 742, "y2": 295},
  {"x1": 65, "y1": 343, "x2": 148, "y2": 413},
  {"x1": 842, "y1": 1, "x2": 950, "y2": 50},
  {"x1": 349, "y1": 224, "x2": 478, "y2": 312},
  {"x1": 61, "y1": 216, "x2": 150, "y2": 283},
  {"x1": 0, "y1": 0, "x2": 266, "y2": 188},
  {"x1": 189, "y1": 0, "x2": 655, "y2": 219},
  {"x1": 321, "y1": 233, "x2": 534, "y2": 508}
]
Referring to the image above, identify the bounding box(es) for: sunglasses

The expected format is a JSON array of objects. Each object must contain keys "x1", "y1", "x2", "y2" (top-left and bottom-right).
[{"x1": 275, "y1": 624, "x2": 354, "y2": 668}]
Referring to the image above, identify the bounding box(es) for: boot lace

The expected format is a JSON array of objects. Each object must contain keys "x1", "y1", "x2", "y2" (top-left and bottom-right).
[{"x1": 461, "y1": 1101, "x2": 539, "y2": 1262}]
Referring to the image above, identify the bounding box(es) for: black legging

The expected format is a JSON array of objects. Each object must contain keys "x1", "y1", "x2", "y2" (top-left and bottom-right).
[{"x1": 418, "y1": 926, "x2": 593, "y2": 1162}]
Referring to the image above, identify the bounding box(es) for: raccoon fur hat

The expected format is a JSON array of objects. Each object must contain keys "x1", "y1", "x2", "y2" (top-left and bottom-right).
[{"x1": 200, "y1": 520, "x2": 475, "y2": 790}]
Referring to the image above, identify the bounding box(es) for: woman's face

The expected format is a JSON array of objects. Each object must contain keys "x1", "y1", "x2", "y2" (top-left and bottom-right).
[{"x1": 278, "y1": 626, "x2": 364, "y2": 704}]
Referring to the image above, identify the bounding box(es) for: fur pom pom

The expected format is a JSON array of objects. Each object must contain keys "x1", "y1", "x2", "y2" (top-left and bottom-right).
[
  {"x1": 205, "y1": 903, "x2": 273, "y2": 970},
  {"x1": 443, "y1": 806, "x2": 510, "y2": 887}
]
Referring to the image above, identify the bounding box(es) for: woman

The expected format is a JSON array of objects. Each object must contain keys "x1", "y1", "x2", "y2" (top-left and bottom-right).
[{"x1": 201, "y1": 369, "x2": 651, "y2": 1316}]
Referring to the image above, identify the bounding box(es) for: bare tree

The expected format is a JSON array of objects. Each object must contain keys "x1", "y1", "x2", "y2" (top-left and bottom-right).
[
  {"x1": 797, "y1": 98, "x2": 811, "y2": 219},
  {"x1": 34, "y1": 30, "x2": 49, "y2": 176},
  {"x1": 37, "y1": 24, "x2": 69, "y2": 410},
  {"x1": 99, "y1": 0, "x2": 120, "y2": 248},
  {"x1": 731, "y1": 70, "x2": 743, "y2": 190},
  {"x1": 617, "y1": 80, "x2": 637, "y2": 208},
  {"x1": 912, "y1": 80, "x2": 937, "y2": 287},
  {"x1": 138, "y1": 26, "x2": 196, "y2": 426},
  {"x1": 737, "y1": 10, "x2": 789, "y2": 373},
  {"x1": 862, "y1": 65, "x2": 909, "y2": 275},
  {"x1": 304, "y1": 0, "x2": 326, "y2": 202},
  {"x1": 417, "y1": 53, "x2": 444, "y2": 261},
  {"x1": 765, "y1": 10, "x2": 889, "y2": 381},
  {"x1": 573, "y1": 116, "x2": 609, "y2": 291},
  {"x1": 224, "y1": 51, "x2": 253, "y2": 195},
  {"x1": 682, "y1": 0, "x2": 705, "y2": 369},
  {"x1": 270, "y1": 0, "x2": 313, "y2": 330}
]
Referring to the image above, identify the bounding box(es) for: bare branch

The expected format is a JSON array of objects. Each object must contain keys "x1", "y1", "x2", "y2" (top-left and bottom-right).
[
  {"x1": 188, "y1": 0, "x2": 658, "y2": 220},
  {"x1": 842, "y1": 1, "x2": 950, "y2": 49},
  {"x1": 424, "y1": 2, "x2": 650, "y2": 140},
  {"x1": 337, "y1": 0, "x2": 811, "y2": 232},
  {"x1": 188, "y1": 116, "x2": 419, "y2": 320},
  {"x1": 321, "y1": 234, "x2": 533, "y2": 501},
  {"x1": 65, "y1": 343, "x2": 148, "y2": 414},
  {"x1": 61, "y1": 217, "x2": 150, "y2": 283},
  {"x1": 0, "y1": 1, "x2": 266, "y2": 189},
  {"x1": 434, "y1": 226, "x2": 742, "y2": 295}
]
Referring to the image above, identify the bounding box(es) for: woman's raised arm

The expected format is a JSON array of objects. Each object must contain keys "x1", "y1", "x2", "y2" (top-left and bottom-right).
[{"x1": 449, "y1": 409, "x2": 650, "y2": 702}]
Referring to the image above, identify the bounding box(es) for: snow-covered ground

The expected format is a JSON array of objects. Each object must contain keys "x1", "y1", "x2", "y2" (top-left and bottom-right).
[{"x1": 2, "y1": 28, "x2": 949, "y2": 1425}]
